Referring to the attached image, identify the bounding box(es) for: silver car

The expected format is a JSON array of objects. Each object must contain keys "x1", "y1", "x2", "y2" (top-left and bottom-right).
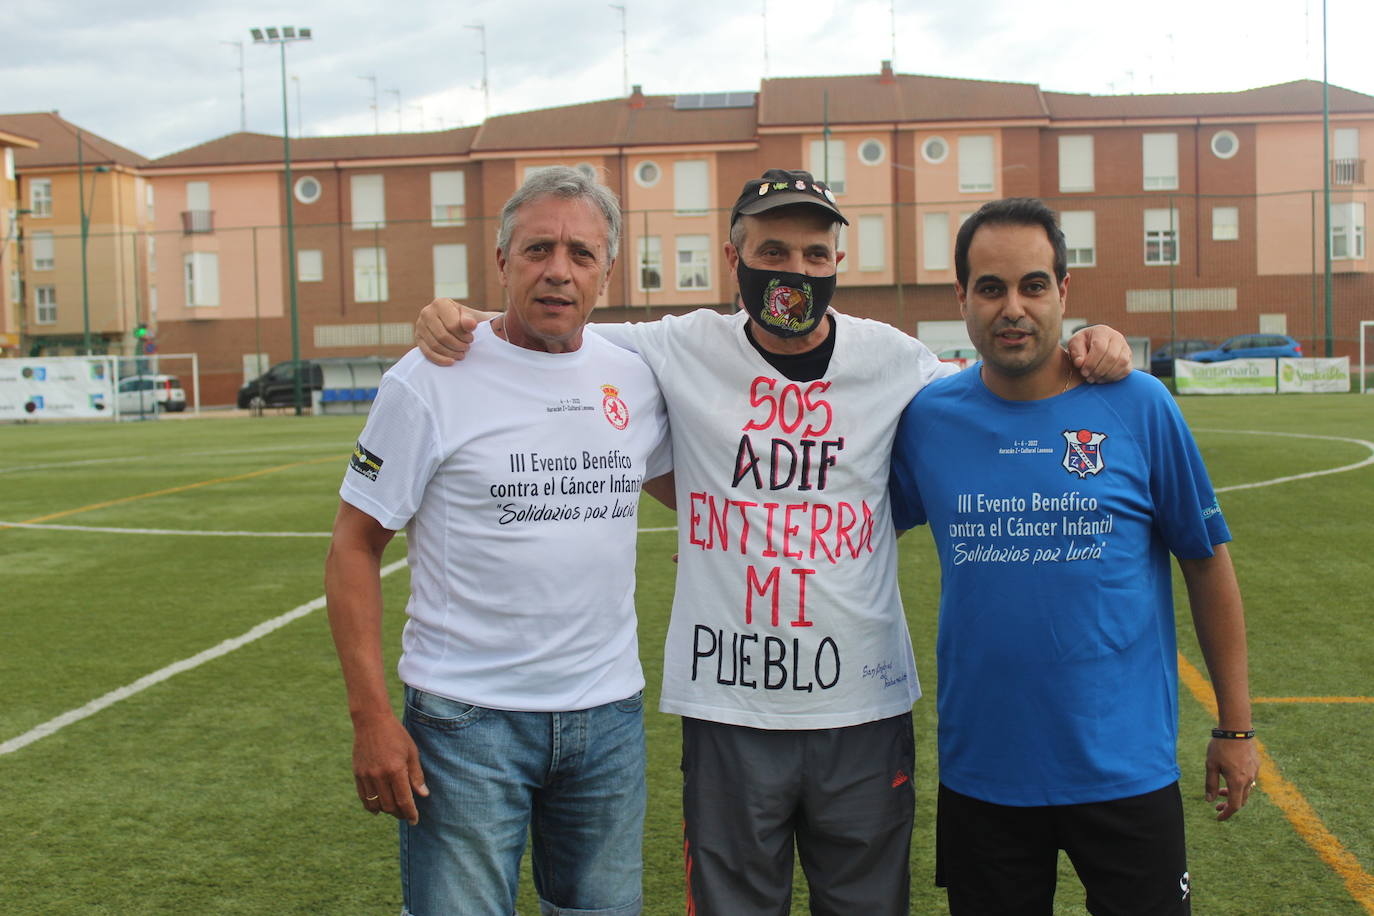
[{"x1": 117, "y1": 374, "x2": 187, "y2": 414}]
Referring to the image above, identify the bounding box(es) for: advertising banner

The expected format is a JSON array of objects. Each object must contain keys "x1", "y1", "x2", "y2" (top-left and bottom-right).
[
  {"x1": 1175, "y1": 358, "x2": 1277, "y2": 395},
  {"x1": 1277, "y1": 357, "x2": 1351, "y2": 393},
  {"x1": 0, "y1": 357, "x2": 116, "y2": 421}
]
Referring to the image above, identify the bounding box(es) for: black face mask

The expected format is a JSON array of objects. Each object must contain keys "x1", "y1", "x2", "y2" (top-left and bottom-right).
[{"x1": 736, "y1": 261, "x2": 835, "y2": 339}]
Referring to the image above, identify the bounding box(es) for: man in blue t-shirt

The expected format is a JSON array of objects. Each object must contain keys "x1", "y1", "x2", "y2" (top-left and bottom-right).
[{"x1": 889, "y1": 198, "x2": 1260, "y2": 915}]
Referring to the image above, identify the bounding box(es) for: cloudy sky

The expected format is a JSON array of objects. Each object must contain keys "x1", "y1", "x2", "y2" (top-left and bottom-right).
[{"x1": 6, "y1": 0, "x2": 1372, "y2": 160}]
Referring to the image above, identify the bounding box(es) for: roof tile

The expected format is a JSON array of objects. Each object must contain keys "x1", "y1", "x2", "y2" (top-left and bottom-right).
[
  {"x1": 1043, "y1": 79, "x2": 1374, "y2": 119},
  {"x1": 0, "y1": 112, "x2": 149, "y2": 168},
  {"x1": 149, "y1": 127, "x2": 479, "y2": 167}
]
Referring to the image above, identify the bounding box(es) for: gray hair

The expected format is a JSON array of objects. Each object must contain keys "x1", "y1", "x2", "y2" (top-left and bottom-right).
[{"x1": 497, "y1": 166, "x2": 622, "y2": 261}]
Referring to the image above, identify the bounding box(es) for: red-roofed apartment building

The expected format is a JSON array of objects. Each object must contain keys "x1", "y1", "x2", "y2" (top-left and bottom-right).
[
  {"x1": 1, "y1": 124, "x2": 40, "y2": 354},
  {"x1": 132, "y1": 86, "x2": 773, "y2": 403},
  {"x1": 9, "y1": 64, "x2": 1372, "y2": 403},
  {"x1": 755, "y1": 66, "x2": 1370, "y2": 354},
  {"x1": 0, "y1": 113, "x2": 149, "y2": 359}
]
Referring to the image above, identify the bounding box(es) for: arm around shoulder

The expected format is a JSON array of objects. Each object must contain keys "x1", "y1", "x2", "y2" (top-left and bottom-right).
[
  {"x1": 415, "y1": 297, "x2": 495, "y2": 366},
  {"x1": 1066, "y1": 324, "x2": 1133, "y2": 383}
]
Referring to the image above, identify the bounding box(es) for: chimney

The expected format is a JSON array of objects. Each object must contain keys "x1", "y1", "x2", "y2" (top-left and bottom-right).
[
  {"x1": 879, "y1": 60, "x2": 895, "y2": 84},
  {"x1": 628, "y1": 84, "x2": 645, "y2": 109}
]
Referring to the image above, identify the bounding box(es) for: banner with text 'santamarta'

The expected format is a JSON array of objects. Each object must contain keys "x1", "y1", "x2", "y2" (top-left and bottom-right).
[{"x1": 1175, "y1": 358, "x2": 1277, "y2": 395}]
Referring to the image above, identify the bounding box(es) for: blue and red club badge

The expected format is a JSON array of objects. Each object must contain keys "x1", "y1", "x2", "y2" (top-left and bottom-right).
[{"x1": 1061, "y1": 428, "x2": 1107, "y2": 478}]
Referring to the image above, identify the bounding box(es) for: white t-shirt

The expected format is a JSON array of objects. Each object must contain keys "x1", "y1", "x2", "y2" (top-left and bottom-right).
[
  {"x1": 596, "y1": 310, "x2": 955, "y2": 729},
  {"x1": 339, "y1": 323, "x2": 672, "y2": 712}
]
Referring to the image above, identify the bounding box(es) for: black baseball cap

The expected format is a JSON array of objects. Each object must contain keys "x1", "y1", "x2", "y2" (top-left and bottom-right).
[{"x1": 729, "y1": 168, "x2": 849, "y2": 226}]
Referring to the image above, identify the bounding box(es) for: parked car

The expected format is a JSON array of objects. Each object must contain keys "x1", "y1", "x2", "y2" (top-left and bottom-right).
[
  {"x1": 937, "y1": 346, "x2": 979, "y2": 361},
  {"x1": 237, "y1": 357, "x2": 396, "y2": 409},
  {"x1": 1149, "y1": 339, "x2": 1213, "y2": 376},
  {"x1": 1188, "y1": 333, "x2": 1303, "y2": 363},
  {"x1": 937, "y1": 346, "x2": 979, "y2": 368},
  {"x1": 117, "y1": 374, "x2": 187, "y2": 413},
  {"x1": 237, "y1": 360, "x2": 325, "y2": 409}
]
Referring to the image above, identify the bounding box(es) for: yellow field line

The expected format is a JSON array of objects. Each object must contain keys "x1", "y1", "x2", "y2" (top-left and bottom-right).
[
  {"x1": 1253, "y1": 696, "x2": 1374, "y2": 704},
  {"x1": 1179, "y1": 653, "x2": 1374, "y2": 913},
  {"x1": 2, "y1": 456, "x2": 340, "y2": 529}
]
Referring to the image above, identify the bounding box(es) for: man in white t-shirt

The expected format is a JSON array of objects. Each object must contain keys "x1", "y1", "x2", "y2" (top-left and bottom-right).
[
  {"x1": 411, "y1": 169, "x2": 1132, "y2": 914},
  {"x1": 325, "y1": 166, "x2": 671, "y2": 916}
]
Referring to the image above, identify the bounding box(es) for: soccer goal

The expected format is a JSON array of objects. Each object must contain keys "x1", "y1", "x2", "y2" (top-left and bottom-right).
[
  {"x1": 113, "y1": 354, "x2": 200, "y2": 414},
  {"x1": 1362, "y1": 321, "x2": 1374, "y2": 394},
  {"x1": 113, "y1": 352, "x2": 203, "y2": 417}
]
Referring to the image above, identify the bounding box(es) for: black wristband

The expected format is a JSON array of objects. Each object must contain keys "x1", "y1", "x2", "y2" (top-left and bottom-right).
[{"x1": 1211, "y1": 728, "x2": 1256, "y2": 740}]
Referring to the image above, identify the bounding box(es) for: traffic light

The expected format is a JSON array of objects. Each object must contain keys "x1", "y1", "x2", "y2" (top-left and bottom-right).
[{"x1": 134, "y1": 323, "x2": 149, "y2": 339}]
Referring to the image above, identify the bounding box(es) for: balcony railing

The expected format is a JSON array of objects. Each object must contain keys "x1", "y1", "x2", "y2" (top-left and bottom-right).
[
  {"x1": 181, "y1": 210, "x2": 214, "y2": 234},
  {"x1": 1330, "y1": 158, "x2": 1365, "y2": 186}
]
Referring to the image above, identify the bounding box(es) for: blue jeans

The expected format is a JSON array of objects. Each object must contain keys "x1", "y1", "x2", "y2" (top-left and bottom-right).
[{"x1": 400, "y1": 686, "x2": 646, "y2": 916}]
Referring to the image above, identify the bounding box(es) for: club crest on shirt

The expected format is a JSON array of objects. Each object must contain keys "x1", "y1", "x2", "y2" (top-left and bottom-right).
[
  {"x1": 1061, "y1": 428, "x2": 1107, "y2": 478},
  {"x1": 601, "y1": 384, "x2": 629, "y2": 430}
]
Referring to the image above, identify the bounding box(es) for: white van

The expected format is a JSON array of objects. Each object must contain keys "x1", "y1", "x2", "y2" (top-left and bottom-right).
[{"x1": 117, "y1": 375, "x2": 187, "y2": 413}]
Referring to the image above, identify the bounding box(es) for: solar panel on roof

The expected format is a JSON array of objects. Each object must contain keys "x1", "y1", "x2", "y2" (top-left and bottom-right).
[{"x1": 673, "y1": 92, "x2": 756, "y2": 110}]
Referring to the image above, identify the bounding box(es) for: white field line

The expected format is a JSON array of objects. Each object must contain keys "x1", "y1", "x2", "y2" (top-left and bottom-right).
[
  {"x1": 0, "y1": 442, "x2": 343, "y2": 475},
  {"x1": 1197, "y1": 429, "x2": 1374, "y2": 493},
  {"x1": 0, "y1": 558, "x2": 409, "y2": 757},
  {"x1": 8, "y1": 429, "x2": 1359, "y2": 757},
  {"x1": 0, "y1": 521, "x2": 336, "y2": 537},
  {"x1": 0, "y1": 522, "x2": 679, "y2": 537}
]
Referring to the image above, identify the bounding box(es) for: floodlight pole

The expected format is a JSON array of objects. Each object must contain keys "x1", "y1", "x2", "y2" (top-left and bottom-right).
[
  {"x1": 292, "y1": 75, "x2": 303, "y2": 137},
  {"x1": 252, "y1": 25, "x2": 312, "y2": 415},
  {"x1": 1320, "y1": 0, "x2": 1334, "y2": 357},
  {"x1": 78, "y1": 129, "x2": 91, "y2": 354},
  {"x1": 76, "y1": 131, "x2": 109, "y2": 356}
]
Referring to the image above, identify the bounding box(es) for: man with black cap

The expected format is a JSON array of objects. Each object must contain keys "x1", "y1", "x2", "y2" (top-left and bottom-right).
[{"x1": 413, "y1": 168, "x2": 1132, "y2": 914}]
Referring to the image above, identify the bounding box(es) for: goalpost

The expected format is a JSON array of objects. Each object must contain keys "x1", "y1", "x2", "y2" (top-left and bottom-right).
[
  {"x1": 113, "y1": 352, "x2": 203, "y2": 416},
  {"x1": 1362, "y1": 321, "x2": 1374, "y2": 395}
]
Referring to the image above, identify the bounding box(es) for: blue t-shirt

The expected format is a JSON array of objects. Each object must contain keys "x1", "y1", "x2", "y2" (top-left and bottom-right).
[{"x1": 889, "y1": 368, "x2": 1229, "y2": 806}]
